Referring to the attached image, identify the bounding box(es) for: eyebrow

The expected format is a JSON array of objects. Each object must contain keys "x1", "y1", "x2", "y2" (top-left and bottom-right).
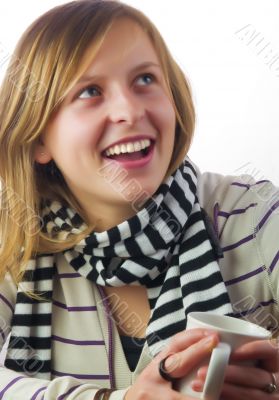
[{"x1": 77, "y1": 61, "x2": 161, "y2": 84}]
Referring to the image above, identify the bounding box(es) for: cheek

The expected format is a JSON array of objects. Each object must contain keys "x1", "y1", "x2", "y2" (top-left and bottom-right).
[
  {"x1": 157, "y1": 99, "x2": 176, "y2": 140},
  {"x1": 46, "y1": 110, "x2": 97, "y2": 153},
  {"x1": 160, "y1": 101, "x2": 176, "y2": 154},
  {"x1": 155, "y1": 90, "x2": 176, "y2": 127}
]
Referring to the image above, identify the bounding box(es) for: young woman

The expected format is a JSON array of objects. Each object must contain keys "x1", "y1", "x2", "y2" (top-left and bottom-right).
[{"x1": 0, "y1": 1, "x2": 278, "y2": 399}]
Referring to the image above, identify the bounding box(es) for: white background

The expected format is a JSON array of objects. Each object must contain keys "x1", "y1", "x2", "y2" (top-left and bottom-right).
[{"x1": 0, "y1": 0, "x2": 278, "y2": 184}]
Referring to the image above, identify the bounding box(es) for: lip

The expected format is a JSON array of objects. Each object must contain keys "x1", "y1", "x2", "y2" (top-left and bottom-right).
[
  {"x1": 101, "y1": 135, "x2": 156, "y2": 154},
  {"x1": 103, "y1": 140, "x2": 155, "y2": 169}
]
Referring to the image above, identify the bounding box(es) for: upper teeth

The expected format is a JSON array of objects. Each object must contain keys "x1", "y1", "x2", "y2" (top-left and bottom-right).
[{"x1": 105, "y1": 139, "x2": 152, "y2": 156}]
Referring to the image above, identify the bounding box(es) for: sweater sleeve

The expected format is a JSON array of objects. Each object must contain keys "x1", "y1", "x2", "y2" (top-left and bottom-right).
[
  {"x1": 0, "y1": 367, "x2": 130, "y2": 400},
  {"x1": 0, "y1": 272, "x2": 16, "y2": 359},
  {"x1": 253, "y1": 181, "x2": 279, "y2": 332},
  {"x1": 0, "y1": 274, "x2": 130, "y2": 399},
  {"x1": 199, "y1": 171, "x2": 279, "y2": 330}
]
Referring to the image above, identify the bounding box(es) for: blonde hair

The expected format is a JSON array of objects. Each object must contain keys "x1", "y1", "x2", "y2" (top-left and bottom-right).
[{"x1": 0, "y1": 0, "x2": 195, "y2": 284}]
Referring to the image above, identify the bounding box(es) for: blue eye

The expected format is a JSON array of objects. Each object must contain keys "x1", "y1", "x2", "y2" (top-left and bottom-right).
[
  {"x1": 78, "y1": 86, "x2": 101, "y2": 99},
  {"x1": 76, "y1": 73, "x2": 155, "y2": 100},
  {"x1": 137, "y1": 73, "x2": 155, "y2": 86}
]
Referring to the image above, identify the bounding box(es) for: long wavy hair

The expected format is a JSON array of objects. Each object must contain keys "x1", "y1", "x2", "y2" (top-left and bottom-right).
[{"x1": 0, "y1": 0, "x2": 195, "y2": 285}]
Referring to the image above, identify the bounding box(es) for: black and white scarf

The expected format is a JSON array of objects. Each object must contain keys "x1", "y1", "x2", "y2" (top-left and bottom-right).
[{"x1": 5, "y1": 159, "x2": 232, "y2": 379}]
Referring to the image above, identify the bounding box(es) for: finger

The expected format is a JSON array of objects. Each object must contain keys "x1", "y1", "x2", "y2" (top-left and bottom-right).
[
  {"x1": 231, "y1": 339, "x2": 279, "y2": 372},
  {"x1": 154, "y1": 328, "x2": 217, "y2": 362},
  {"x1": 197, "y1": 364, "x2": 277, "y2": 391},
  {"x1": 191, "y1": 371, "x2": 278, "y2": 399},
  {"x1": 191, "y1": 379, "x2": 203, "y2": 393},
  {"x1": 231, "y1": 339, "x2": 278, "y2": 361},
  {"x1": 145, "y1": 331, "x2": 216, "y2": 385},
  {"x1": 161, "y1": 333, "x2": 219, "y2": 379},
  {"x1": 221, "y1": 382, "x2": 276, "y2": 400}
]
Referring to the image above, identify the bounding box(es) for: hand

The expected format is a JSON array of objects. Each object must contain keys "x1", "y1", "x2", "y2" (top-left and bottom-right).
[
  {"x1": 124, "y1": 328, "x2": 219, "y2": 400},
  {"x1": 192, "y1": 338, "x2": 279, "y2": 399}
]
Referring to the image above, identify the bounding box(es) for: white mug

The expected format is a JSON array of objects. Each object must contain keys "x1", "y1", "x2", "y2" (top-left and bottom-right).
[{"x1": 175, "y1": 312, "x2": 271, "y2": 400}]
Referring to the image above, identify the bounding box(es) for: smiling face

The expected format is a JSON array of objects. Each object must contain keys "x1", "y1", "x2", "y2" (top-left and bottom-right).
[{"x1": 35, "y1": 18, "x2": 176, "y2": 231}]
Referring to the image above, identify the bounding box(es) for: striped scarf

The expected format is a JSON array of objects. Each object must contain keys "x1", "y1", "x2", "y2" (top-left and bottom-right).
[{"x1": 5, "y1": 159, "x2": 232, "y2": 379}]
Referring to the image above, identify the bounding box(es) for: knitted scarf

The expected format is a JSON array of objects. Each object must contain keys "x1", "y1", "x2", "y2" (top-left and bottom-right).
[{"x1": 5, "y1": 159, "x2": 233, "y2": 379}]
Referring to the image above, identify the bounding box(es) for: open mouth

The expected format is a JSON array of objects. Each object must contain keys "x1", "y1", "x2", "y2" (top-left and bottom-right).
[{"x1": 102, "y1": 140, "x2": 155, "y2": 162}]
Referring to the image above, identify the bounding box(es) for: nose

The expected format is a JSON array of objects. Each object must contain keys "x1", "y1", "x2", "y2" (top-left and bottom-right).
[{"x1": 106, "y1": 85, "x2": 145, "y2": 125}]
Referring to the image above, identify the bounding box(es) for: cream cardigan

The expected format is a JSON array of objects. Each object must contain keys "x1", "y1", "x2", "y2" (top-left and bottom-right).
[{"x1": 0, "y1": 170, "x2": 278, "y2": 399}]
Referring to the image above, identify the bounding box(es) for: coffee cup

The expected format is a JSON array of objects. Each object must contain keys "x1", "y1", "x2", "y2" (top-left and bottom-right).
[{"x1": 175, "y1": 312, "x2": 271, "y2": 400}]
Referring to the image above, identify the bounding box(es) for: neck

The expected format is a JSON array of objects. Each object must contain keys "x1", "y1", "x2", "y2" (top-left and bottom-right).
[{"x1": 85, "y1": 202, "x2": 139, "y2": 232}]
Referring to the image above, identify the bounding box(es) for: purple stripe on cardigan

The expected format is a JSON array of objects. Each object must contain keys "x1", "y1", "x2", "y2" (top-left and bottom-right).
[
  {"x1": 0, "y1": 293, "x2": 14, "y2": 313},
  {"x1": 57, "y1": 273, "x2": 81, "y2": 279},
  {"x1": 53, "y1": 299, "x2": 97, "y2": 312},
  {"x1": 52, "y1": 334, "x2": 105, "y2": 346},
  {"x1": 222, "y1": 233, "x2": 254, "y2": 252},
  {"x1": 213, "y1": 203, "x2": 220, "y2": 237},
  {"x1": 269, "y1": 250, "x2": 279, "y2": 274},
  {"x1": 57, "y1": 385, "x2": 81, "y2": 400},
  {"x1": 222, "y1": 199, "x2": 279, "y2": 253},
  {"x1": 97, "y1": 284, "x2": 115, "y2": 389},
  {"x1": 225, "y1": 266, "x2": 264, "y2": 286},
  {"x1": 218, "y1": 203, "x2": 257, "y2": 218},
  {"x1": 0, "y1": 376, "x2": 25, "y2": 399},
  {"x1": 0, "y1": 328, "x2": 6, "y2": 342},
  {"x1": 257, "y1": 200, "x2": 279, "y2": 231},
  {"x1": 52, "y1": 369, "x2": 110, "y2": 380},
  {"x1": 30, "y1": 386, "x2": 47, "y2": 400},
  {"x1": 231, "y1": 180, "x2": 270, "y2": 189},
  {"x1": 254, "y1": 180, "x2": 270, "y2": 185},
  {"x1": 231, "y1": 182, "x2": 250, "y2": 189},
  {"x1": 233, "y1": 299, "x2": 276, "y2": 317}
]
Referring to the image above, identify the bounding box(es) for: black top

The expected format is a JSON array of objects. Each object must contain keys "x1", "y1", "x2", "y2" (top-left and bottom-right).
[{"x1": 120, "y1": 335, "x2": 146, "y2": 372}]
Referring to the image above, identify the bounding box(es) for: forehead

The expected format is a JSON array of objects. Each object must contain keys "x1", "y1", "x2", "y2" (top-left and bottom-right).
[{"x1": 85, "y1": 18, "x2": 160, "y2": 74}]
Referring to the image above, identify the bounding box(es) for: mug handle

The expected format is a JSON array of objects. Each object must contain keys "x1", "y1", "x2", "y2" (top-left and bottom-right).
[{"x1": 202, "y1": 342, "x2": 231, "y2": 400}]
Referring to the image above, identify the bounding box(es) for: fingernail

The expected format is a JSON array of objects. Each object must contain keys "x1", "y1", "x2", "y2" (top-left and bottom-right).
[
  {"x1": 164, "y1": 353, "x2": 180, "y2": 371},
  {"x1": 202, "y1": 335, "x2": 216, "y2": 350},
  {"x1": 191, "y1": 380, "x2": 203, "y2": 391}
]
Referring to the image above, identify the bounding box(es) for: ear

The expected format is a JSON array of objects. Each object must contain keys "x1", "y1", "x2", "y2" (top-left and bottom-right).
[{"x1": 34, "y1": 143, "x2": 52, "y2": 164}]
